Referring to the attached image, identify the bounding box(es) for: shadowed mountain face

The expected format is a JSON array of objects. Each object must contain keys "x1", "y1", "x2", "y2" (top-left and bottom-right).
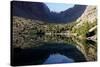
[
  {"x1": 60, "y1": 5, "x2": 87, "y2": 22},
  {"x1": 12, "y1": 1, "x2": 50, "y2": 21},
  {"x1": 11, "y1": 1, "x2": 87, "y2": 23}
]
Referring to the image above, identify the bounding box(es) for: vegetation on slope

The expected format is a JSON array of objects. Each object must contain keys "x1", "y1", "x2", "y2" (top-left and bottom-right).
[{"x1": 71, "y1": 20, "x2": 97, "y2": 37}]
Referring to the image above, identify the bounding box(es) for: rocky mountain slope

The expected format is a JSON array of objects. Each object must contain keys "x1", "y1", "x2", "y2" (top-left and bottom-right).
[
  {"x1": 77, "y1": 6, "x2": 97, "y2": 23},
  {"x1": 75, "y1": 6, "x2": 97, "y2": 27},
  {"x1": 72, "y1": 5, "x2": 97, "y2": 38}
]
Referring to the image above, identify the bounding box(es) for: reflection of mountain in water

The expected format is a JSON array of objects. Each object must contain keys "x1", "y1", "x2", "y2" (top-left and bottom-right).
[
  {"x1": 12, "y1": 43, "x2": 86, "y2": 66},
  {"x1": 11, "y1": 35, "x2": 97, "y2": 66}
]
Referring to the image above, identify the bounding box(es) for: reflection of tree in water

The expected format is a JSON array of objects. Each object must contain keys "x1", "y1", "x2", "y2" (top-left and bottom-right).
[
  {"x1": 71, "y1": 37, "x2": 97, "y2": 61},
  {"x1": 35, "y1": 35, "x2": 97, "y2": 61},
  {"x1": 12, "y1": 34, "x2": 97, "y2": 66}
]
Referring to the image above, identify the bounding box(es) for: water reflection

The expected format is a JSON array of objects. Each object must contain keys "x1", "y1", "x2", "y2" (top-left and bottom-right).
[
  {"x1": 12, "y1": 35, "x2": 97, "y2": 66},
  {"x1": 44, "y1": 53, "x2": 74, "y2": 64}
]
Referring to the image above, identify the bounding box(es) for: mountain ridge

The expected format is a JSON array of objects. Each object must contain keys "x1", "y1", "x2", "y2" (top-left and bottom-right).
[{"x1": 12, "y1": 1, "x2": 87, "y2": 23}]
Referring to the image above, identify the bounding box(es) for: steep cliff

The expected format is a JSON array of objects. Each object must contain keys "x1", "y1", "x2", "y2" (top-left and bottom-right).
[
  {"x1": 75, "y1": 6, "x2": 97, "y2": 28},
  {"x1": 77, "y1": 6, "x2": 97, "y2": 23},
  {"x1": 72, "y1": 6, "x2": 97, "y2": 38}
]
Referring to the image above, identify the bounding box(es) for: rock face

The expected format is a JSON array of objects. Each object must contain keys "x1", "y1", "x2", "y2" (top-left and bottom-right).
[
  {"x1": 12, "y1": 1, "x2": 87, "y2": 23},
  {"x1": 76, "y1": 6, "x2": 97, "y2": 24},
  {"x1": 74, "y1": 6, "x2": 97, "y2": 28},
  {"x1": 77, "y1": 6, "x2": 97, "y2": 23}
]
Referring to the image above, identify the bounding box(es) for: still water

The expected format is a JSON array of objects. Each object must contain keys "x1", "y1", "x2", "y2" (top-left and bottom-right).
[{"x1": 12, "y1": 35, "x2": 97, "y2": 66}]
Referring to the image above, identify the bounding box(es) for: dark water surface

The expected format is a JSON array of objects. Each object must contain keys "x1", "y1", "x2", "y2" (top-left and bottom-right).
[{"x1": 12, "y1": 35, "x2": 97, "y2": 66}]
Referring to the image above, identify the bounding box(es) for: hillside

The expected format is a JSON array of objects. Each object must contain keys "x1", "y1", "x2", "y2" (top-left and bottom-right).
[{"x1": 12, "y1": 16, "x2": 46, "y2": 48}]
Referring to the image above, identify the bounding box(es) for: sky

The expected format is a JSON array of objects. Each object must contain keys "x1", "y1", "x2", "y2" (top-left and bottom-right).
[{"x1": 45, "y1": 3, "x2": 74, "y2": 12}]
